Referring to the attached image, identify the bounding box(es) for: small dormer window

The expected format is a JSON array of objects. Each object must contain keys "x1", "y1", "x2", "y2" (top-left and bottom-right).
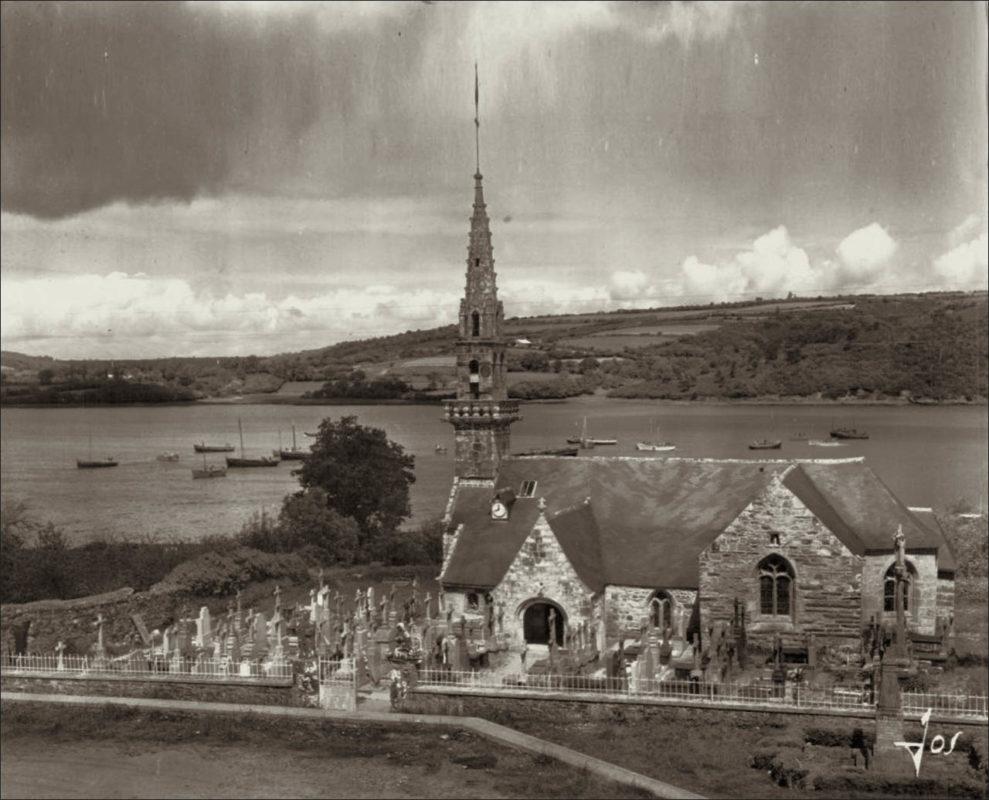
[
  {"x1": 769, "y1": 533, "x2": 780, "y2": 546},
  {"x1": 519, "y1": 480, "x2": 537, "y2": 498}
]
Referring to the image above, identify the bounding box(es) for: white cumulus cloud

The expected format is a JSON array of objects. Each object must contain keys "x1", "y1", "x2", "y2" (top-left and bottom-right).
[
  {"x1": 933, "y1": 231, "x2": 988, "y2": 289},
  {"x1": 834, "y1": 222, "x2": 898, "y2": 283}
]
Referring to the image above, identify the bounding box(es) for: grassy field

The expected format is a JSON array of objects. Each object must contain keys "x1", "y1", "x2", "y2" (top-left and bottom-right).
[
  {"x1": 1, "y1": 703, "x2": 649, "y2": 800},
  {"x1": 487, "y1": 707, "x2": 988, "y2": 800}
]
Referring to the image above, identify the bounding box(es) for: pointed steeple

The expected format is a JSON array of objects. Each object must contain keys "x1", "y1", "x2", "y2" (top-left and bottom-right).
[{"x1": 444, "y1": 63, "x2": 520, "y2": 480}]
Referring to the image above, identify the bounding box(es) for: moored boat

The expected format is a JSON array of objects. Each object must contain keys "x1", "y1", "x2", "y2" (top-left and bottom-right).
[
  {"x1": 192, "y1": 463, "x2": 227, "y2": 479},
  {"x1": 226, "y1": 418, "x2": 280, "y2": 467},
  {"x1": 808, "y1": 439, "x2": 843, "y2": 447},
  {"x1": 566, "y1": 417, "x2": 617, "y2": 448},
  {"x1": 156, "y1": 452, "x2": 180, "y2": 462},
  {"x1": 513, "y1": 447, "x2": 579, "y2": 457},
  {"x1": 830, "y1": 427, "x2": 869, "y2": 440},
  {"x1": 77, "y1": 458, "x2": 118, "y2": 469},
  {"x1": 193, "y1": 442, "x2": 235, "y2": 453},
  {"x1": 636, "y1": 442, "x2": 676, "y2": 452},
  {"x1": 77, "y1": 431, "x2": 118, "y2": 468},
  {"x1": 276, "y1": 425, "x2": 308, "y2": 461},
  {"x1": 748, "y1": 439, "x2": 782, "y2": 450}
]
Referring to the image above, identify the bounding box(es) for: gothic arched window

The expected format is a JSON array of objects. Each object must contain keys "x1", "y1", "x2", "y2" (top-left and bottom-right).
[
  {"x1": 758, "y1": 555, "x2": 794, "y2": 617},
  {"x1": 649, "y1": 591, "x2": 673, "y2": 631},
  {"x1": 471, "y1": 311, "x2": 480, "y2": 337},
  {"x1": 883, "y1": 561, "x2": 918, "y2": 613}
]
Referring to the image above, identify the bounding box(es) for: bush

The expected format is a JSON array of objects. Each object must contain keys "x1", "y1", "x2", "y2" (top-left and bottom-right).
[{"x1": 154, "y1": 547, "x2": 309, "y2": 596}]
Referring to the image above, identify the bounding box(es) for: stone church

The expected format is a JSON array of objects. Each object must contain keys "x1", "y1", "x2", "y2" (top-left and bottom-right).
[{"x1": 437, "y1": 109, "x2": 956, "y2": 665}]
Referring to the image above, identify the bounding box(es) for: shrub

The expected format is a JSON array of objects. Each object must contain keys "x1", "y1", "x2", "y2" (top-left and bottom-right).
[{"x1": 154, "y1": 547, "x2": 309, "y2": 596}]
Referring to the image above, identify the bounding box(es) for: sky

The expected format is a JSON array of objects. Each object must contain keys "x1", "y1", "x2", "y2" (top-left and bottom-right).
[{"x1": 2, "y1": 1, "x2": 987, "y2": 359}]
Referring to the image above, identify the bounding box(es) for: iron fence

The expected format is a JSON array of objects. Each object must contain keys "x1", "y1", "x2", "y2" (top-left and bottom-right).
[
  {"x1": 1, "y1": 652, "x2": 294, "y2": 682},
  {"x1": 416, "y1": 669, "x2": 988, "y2": 722}
]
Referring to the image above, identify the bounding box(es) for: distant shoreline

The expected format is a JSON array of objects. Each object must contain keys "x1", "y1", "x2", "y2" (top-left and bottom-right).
[{"x1": 1, "y1": 394, "x2": 983, "y2": 409}]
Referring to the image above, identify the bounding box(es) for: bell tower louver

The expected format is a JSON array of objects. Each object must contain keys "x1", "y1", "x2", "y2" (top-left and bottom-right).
[{"x1": 443, "y1": 65, "x2": 520, "y2": 479}]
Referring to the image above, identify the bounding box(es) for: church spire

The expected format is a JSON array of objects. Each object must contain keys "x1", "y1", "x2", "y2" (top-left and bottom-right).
[
  {"x1": 443, "y1": 62, "x2": 520, "y2": 480},
  {"x1": 474, "y1": 61, "x2": 480, "y2": 177}
]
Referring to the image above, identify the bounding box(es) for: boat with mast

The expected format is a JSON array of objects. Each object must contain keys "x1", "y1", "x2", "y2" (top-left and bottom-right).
[
  {"x1": 748, "y1": 408, "x2": 781, "y2": 450},
  {"x1": 192, "y1": 454, "x2": 227, "y2": 479},
  {"x1": 77, "y1": 431, "x2": 118, "y2": 469},
  {"x1": 276, "y1": 425, "x2": 307, "y2": 461},
  {"x1": 636, "y1": 419, "x2": 676, "y2": 452},
  {"x1": 226, "y1": 419, "x2": 279, "y2": 468},
  {"x1": 566, "y1": 417, "x2": 617, "y2": 448}
]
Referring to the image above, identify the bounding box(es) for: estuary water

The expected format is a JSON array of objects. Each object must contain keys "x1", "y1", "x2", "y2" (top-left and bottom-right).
[{"x1": 1, "y1": 398, "x2": 985, "y2": 544}]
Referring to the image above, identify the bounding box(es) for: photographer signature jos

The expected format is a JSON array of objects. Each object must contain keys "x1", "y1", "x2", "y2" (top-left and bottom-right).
[{"x1": 894, "y1": 709, "x2": 963, "y2": 778}]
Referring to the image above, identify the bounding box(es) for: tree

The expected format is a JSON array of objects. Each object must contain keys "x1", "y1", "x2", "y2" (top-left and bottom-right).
[
  {"x1": 277, "y1": 488, "x2": 360, "y2": 563},
  {"x1": 296, "y1": 416, "x2": 415, "y2": 556}
]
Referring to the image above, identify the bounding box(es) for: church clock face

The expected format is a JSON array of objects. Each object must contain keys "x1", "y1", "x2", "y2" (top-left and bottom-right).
[
  {"x1": 491, "y1": 500, "x2": 508, "y2": 520},
  {"x1": 480, "y1": 363, "x2": 492, "y2": 378}
]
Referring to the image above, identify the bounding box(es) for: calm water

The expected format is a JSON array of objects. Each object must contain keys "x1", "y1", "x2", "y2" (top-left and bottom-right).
[{"x1": 1, "y1": 398, "x2": 985, "y2": 544}]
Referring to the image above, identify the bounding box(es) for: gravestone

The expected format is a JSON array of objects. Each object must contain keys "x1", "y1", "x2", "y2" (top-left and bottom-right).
[{"x1": 196, "y1": 607, "x2": 212, "y2": 650}]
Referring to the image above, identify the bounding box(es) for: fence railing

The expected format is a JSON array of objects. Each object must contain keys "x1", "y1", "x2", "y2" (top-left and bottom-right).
[
  {"x1": 1, "y1": 653, "x2": 294, "y2": 682},
  {"x1": 416, "y1": 669, "x2": 988, "y2": 721}
]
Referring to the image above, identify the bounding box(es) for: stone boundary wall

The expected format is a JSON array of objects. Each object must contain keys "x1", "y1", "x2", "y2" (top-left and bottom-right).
[
  {"x1": 404, "y1": 687, "x2": 989, "y2": 730},
  {"x1": 0, "y1": 673, "x2": 307, "y2": 707}
]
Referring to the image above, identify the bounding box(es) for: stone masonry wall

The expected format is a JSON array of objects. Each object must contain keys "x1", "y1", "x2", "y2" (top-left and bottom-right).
[
  {"x1": 860, "y1": 553, "x2": 939, "y2": 635},
  {"x1": 936, "y1": 577, "x2": 955, "y2": 624},
  {"x1": 699, "y1": 474, "x2": 862, "y2": 649},
  {"x1": 491, "y1": 512, "x2": 596, "y2": 649},
  {"x1": 603, "y1": 587, "x2": 698, "y2": 648},
  {"x1": 0, "y1": 673, "x2": 306, "y2": 706}
]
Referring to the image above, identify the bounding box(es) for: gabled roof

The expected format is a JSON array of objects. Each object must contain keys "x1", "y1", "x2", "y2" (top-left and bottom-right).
[
  {"x1": 782, "y1": 462, "x2": 956, "y2": 570},
  {"x1": 442, "y1": 456, "x2": 957, "y2": 592},
  {"x1": 547, "y1": 501, "x2": 605, "y2": 593},
  {"x1": 443, "y1": 456, "x2": 785, "y2": 590}
]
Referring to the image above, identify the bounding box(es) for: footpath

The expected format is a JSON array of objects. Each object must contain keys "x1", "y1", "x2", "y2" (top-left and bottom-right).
[{"x1": 1, "y1": 690, "x2": 703, "y2": 800}]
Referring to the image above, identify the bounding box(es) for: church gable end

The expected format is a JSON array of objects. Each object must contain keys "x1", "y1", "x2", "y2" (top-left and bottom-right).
[
  {"x1": 494, "y1": 512, "x2": 596, "y2": 648},
  {"x1": 700, "y1": 474, "x2": 862, "y2": 648}
]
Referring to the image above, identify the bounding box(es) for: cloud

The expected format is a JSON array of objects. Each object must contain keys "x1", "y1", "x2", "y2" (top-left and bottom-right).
[
  {"x1": 948, "y1": 213, "x2": 984, "y2": 248},
  {"x1": 933, "y1": 231, "x2": 988, "y2": 289},
  {"x1": 609, "y1": 269, "x2": 651, "y2": 301},
  {"x1": 0, "y1": 271, "x2": 461, "y2": 357},
  {"x1": 835, "y1": 222, "x2": 898, "y2": 281},
  {"x1": 679, "y1": 225, "x2": 816, "y2": 302}
]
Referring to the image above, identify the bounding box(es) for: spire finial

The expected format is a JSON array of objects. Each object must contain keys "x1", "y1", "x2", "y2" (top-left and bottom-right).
[{"x1": 474, "y1": 61, "x2": 480, "y2": 176}]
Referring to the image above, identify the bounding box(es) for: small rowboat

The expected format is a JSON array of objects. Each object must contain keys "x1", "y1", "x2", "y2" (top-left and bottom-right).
[
  {"x1": 748, "y1": 439, "x2": 782, "y2": 450},
  {"x1": 192, "y1": 464, "x2": 227, "y2": 479},
  {"x1": 636, "y1": 442, "x2": 676, "y2": 452},
  {"x1": 156, "y1": 452, "x2": 180, "y2": 462}
]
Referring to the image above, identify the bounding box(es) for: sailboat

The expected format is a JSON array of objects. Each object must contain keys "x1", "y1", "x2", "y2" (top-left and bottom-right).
[
  {"x1": 636, "y1": 419, "x2": 676, "y2": 452},
  {"x1": 226, "y1": 419, "x2": 279, "y2": 468},
  {"x1": 192, "y1": 454, "x2": 227, "y2": 479},
  {"x1": 276, "y1": 425, "x2": 307, "y2": 461},
  {"x1": 77, "y1": 431, "x2": 118, "y2": 469},
  {"x1": 748, "y1": 409, "x2": 782, "y2": 450},
  {"x1": 566, "y1": 417, "x2": 617, "y2": 448}
]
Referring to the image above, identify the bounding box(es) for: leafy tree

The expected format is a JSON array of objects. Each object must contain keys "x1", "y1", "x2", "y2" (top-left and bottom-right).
[
  {"x1": 296, "y1": 416, "x2": 415, "y2": 556},
  {"x1": 276, "y1": 488, "x2": 360, "y2": 563}
]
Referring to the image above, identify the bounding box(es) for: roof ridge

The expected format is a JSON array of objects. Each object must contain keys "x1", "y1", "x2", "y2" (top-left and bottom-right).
[{"x1": 548, "y1": 498, "x2": 593, "y2": 520}]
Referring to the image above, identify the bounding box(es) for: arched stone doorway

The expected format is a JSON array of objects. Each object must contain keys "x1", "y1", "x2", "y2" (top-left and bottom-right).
[{"x1": 521, "y1": 600, "x2": 566, "y2": 645}]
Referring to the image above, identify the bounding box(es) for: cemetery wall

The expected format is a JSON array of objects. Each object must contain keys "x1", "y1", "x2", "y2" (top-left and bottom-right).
[
  {"x1": 699, "y1": 477, "x2": 862, "y2": 649},
  {"x1": 1, "y1": 587, "x2": 189, "y2": 657},
  {"x1": 402, "y1": 688, "x2": 989, "y2": 732},
  {"x1": 0, "y1": 673, "x2": 307, "y2": 707}
]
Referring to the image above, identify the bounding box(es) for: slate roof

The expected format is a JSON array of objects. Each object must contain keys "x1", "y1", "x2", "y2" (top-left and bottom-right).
[
  {"x1": 442, "y1": 457, "x2": 785, "y2": 590},
  {"x1": 782, "y1": 462, "x2": 956, "y2": 570},
  {"x1": 441, "y1": 456, "x2": 957, "y2": 592}
]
